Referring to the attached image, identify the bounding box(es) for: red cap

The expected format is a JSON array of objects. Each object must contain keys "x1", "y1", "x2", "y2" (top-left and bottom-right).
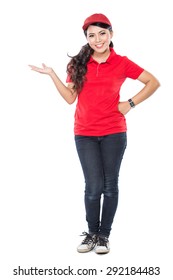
[{"x1": 82, "y1": 13, "x2": 112, "y2": 30}]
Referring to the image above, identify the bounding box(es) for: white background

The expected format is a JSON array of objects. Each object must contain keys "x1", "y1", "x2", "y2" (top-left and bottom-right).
[{"x1": 0, "y1": 0, "x2": 172, "y2": 279}]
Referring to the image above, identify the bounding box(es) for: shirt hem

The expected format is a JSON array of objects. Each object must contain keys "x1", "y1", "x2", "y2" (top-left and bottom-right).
[{"x1": 74, "y1": 128, "x2": 127, "y2": 137}]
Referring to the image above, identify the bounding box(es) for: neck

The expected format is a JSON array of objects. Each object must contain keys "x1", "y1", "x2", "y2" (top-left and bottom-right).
[{"x1": 92, "y1": 49, "x2": 110, "y2": 63}]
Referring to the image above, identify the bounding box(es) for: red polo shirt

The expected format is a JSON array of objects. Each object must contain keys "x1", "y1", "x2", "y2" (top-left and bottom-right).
[{"x1": 67, "y1": 48, "x2": 144, "y2": 136}]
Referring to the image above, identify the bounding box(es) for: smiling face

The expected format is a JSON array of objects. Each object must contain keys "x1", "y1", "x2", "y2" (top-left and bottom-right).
[{"x1": 86, "y1": 25, "x2": 113, "y2": 55}]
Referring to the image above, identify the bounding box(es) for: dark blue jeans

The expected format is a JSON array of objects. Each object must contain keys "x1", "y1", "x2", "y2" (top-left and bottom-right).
[{"x1": 75, "y1": 132, "x2": 127, "y2": 237}]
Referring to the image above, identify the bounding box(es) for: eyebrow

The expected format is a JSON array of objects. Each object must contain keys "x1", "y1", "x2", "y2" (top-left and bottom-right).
[{"x1": 88, "y1": 30, "x2": 106, "y2": 35}]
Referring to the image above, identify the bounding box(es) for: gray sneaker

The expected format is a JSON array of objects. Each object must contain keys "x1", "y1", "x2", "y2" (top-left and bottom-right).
[
  {"x1": 95, "y1": 236, "x2": 110, "y2": 254},
  {"x1": 77, "y1": 232, "x2": 97, "y2": 253}
]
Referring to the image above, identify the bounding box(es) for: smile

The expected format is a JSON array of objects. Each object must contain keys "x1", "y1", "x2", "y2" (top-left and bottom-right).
[{"x1": 95, "y1": 44, "x2": 104, "y2": 48}]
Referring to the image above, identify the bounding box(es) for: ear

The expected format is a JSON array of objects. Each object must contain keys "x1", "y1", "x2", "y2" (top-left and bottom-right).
[{"x1": 110, "y1": 31, "x2": 114, "y2": 39}]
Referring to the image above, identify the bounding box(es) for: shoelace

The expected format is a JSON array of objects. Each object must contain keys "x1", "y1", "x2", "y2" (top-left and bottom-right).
[
  {"x1": 97, "y1": 236, "x2": 109, "y2": 248},
  {"x1": 80, "y1": 232, "x2": 95, "y2": 244}
]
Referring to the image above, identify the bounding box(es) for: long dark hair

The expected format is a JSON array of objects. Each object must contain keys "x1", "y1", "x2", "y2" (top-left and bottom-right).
[{"x1": 66, "y1": 22, "x2": 113, "y2": 93}]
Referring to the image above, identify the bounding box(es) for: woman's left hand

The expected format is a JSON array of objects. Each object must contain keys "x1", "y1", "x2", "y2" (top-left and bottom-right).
[{"x1": 118, "y1": 101, "x2": 131, "y2": 115}]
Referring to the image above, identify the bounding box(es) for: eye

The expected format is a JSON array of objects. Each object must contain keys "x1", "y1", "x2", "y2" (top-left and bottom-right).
[
  {"x1": 100, "y1": 31, "x2": 106, "y2": 36},
  {"x1": 88, "y1": 34, "x2": 94, "y2": 38}
]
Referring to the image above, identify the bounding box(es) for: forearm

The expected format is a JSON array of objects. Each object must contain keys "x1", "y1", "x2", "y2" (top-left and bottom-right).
[
  {"x1": 132, "y1": 78, "x2": 160, "y2": 106},
  {"x1": 130, "y1": 70, "x2": 160, "y2": 106},
  {"x1": 49, "y1": 70, "x2": 77, "y2": 104},
  {"x1": 118, "y1": 71, "x2": 160, "y2": 115}
]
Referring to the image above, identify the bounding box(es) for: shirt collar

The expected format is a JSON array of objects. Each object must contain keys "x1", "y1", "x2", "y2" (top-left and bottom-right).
[{"x1": 88, "y1": 48, "x2": 116, "y2": 64}]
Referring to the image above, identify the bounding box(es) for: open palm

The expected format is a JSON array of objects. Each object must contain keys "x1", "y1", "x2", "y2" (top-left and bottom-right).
[{"x1": 28, "y1": 63, "x2": 53, "y2": 74}]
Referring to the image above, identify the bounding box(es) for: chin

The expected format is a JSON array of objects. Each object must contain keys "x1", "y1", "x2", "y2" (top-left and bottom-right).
[{"x1": 95, "y1": 48, "x2": 108, "y2": 54}]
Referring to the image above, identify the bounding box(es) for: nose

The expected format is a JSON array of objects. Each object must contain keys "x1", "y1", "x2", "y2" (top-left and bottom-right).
[{"x1": 95, "y1": 34, "x2": 101, "y2": 42}]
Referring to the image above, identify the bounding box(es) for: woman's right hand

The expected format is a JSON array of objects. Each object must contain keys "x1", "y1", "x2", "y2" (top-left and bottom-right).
[{"x1": 28, "y1": 63, "x2": 53, "y2": 75}]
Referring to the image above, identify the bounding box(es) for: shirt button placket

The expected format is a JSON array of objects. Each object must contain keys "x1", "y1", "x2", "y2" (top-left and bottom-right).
[{"x1": 96, "y1": 64, "x2": 100, "y2": 77}]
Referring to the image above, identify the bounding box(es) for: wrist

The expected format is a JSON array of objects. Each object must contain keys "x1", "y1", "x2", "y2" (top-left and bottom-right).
[
  {"x1": 49, "y1": 69, "x2": 56, "y2": 77},
  {"x1": 128, "y1": 98, "x2": 135, "y2": 109}
]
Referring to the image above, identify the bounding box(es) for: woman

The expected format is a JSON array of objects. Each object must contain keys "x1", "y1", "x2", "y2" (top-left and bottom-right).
[{"x1": 29, "y1": 13, "x2": 160, "y2": 254}]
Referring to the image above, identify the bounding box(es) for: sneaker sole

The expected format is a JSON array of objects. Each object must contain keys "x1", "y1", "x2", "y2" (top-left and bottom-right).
[
  {"x1": 77, "y1": 247, "x2": 95, "y2": 253},
  {"x1": 95, "y1": 247, "x2": 110, "y2": 254}
]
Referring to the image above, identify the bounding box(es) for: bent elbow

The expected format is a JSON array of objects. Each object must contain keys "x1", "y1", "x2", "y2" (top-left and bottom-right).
[
  {"x1": 155, "y1": 78, "x2": 161, "y2": 89},
  {"x1": 155, "y1": 80, "x2": 161, "y2": 91},
  {"x1": 66, "y1": 98, "x2": 76, "y2": 105},
  {"x1": 150, "y1": 77, "x2": 160, "y2": 91},
  {"x1": 67, "y1": 100, "x2": 75, "y2": 105}
]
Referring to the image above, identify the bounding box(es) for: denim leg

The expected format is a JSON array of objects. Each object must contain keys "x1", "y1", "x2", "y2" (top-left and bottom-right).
[
  {"x1": 99, "y1": 133, "x2": 127, "y2": 237},
  {"x1": 75, "y1": 136, "x2": 104, "y2": 234},
  {"x1": 75, "y1": 133, "x2": 127, "y2": 237}
]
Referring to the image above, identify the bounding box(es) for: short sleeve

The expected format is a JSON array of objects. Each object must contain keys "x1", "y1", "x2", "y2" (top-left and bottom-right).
[{"x1": 123, "y1": 56, "x2": 144, "y2": 79}]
